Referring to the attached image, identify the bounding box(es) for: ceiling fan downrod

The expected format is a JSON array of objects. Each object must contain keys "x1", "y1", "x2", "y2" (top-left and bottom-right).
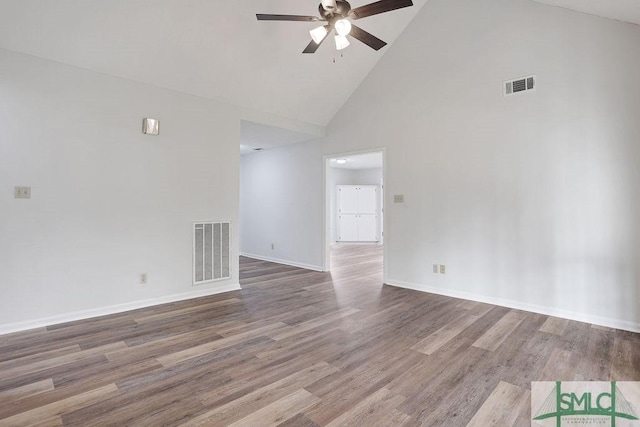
[
  {"x1": 321, "y1": 0, "x2": 338, "y2": 12},
  {"x1": 318, "y1": 0, "x2": 351, "y2": 21}
]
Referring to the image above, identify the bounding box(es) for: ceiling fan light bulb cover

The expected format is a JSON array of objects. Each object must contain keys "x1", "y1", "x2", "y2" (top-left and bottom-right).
[
  {"x1": 335, "y1": 19, "x2": 352, "y2": 36},
  {"x1": 310, "y1": 25, "x2": 328, "y2": 44},
  {"x1": 335, "y1": 34, "x2": 350, "y2": 50}
]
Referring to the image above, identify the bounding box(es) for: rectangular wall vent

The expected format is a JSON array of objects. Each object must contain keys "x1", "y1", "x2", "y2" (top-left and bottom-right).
[
  {"x1": 193, "y1": 221, "x2": 230, "y2": 285},
  {"x1": 504, "y1": 75, "x2": 535, "y2": 96}
]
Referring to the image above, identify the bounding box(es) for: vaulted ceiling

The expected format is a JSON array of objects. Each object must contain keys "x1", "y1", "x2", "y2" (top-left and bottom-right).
[
  {"x1": 0, "y1": 0, "x2": 428, "y2": 128},
  {"x1": 531, "y1": 0, "x2": 640, "y2": 26},
  {"x1": 0, "y1": 0, "x2": 637, "y2": 132}
]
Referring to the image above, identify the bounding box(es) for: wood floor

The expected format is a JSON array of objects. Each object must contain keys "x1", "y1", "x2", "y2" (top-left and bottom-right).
[{"x1": 1, "y1": 244, "x2": 639, "y2": 426}]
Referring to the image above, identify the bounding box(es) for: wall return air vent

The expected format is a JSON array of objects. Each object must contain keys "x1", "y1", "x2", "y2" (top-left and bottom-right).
[
  {"x1": 504, "y1": 75, "x2": 535, "y2": 96},
  {"x1": 193, "y1": 221, "x2": 231, "y2": 285}
]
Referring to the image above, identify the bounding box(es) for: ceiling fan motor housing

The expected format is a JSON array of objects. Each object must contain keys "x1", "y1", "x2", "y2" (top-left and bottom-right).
[
  {"x1": 319, "y1": 0, "x2": 351, "y2": 22},
  {"x1": 321, "y1": 0, "x2": 337, "y2": 11}
]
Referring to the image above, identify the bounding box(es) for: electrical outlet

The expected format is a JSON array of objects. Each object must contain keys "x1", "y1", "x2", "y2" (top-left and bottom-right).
[
  {"x1": 140, "y1": 273, "x2": 148, "y2": 284},
  {"x1": 433, "y1": 264, "x2": 439, "y2": 274},
  {"x1": 439, "y1": 265, "x2": 446, "y2": 275},
  {"x1": 14, "y1": 186, "x2": 31, "y2": 199}
]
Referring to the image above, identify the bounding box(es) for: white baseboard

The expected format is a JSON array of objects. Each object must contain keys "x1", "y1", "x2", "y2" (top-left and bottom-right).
[
  {"x1": 240, "y1": 252, "x2": 324, "y2": 272},
  {"x1": 0, "y1": 283, "x2": 241, "y2": 336},
  {"x1": 333, "y1": 242, "x2": 382, "y2": 245},
  {"x1": 385, "y1": 279, "x2": 640, "y2": 334}
]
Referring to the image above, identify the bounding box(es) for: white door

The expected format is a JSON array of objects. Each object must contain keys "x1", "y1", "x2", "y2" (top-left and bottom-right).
[
  {"x1": 338, "y1": 186, "x2": 359, "y2": 214},
  {"x1": 337, "y1": 185, "x2": 379, "y2": 242},
  {"x1": 357, "y1": 186, "x2": 378, "y2": 214},
  {"x1": 358, "y1": 214, "x2": 378, "y2": 242},
  {"x1": 338, "y1": 214, "x2": 359, "y2": 241}
]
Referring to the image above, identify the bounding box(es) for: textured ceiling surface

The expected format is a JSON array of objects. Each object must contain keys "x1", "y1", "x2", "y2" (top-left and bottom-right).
[
  {"x1": 241, "y1": 120, "x2": 319, "y2": 154},
  {"x1": 1, "y1": 0, "x2": 637, "y2": 135},
  {"x1": 531, "y1": 0, "x2": 640, "y2": 25},
  {"x1": 0, "y1": 0, "x2": 427, "y2": 127},
  {"x1": 330, "y1": 152, "x2": 383, "y2": 169}
]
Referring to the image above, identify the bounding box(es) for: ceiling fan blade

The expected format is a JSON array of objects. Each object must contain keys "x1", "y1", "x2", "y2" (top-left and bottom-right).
[
  {"x1": 349, "y1": 24, "x2": 387, "y2": 50},
  {"x1": 256, "y1": 14, "x2": 321, "y2": 22},
  {"x1": 349, "y1": 0, "x2": 413, "y2": 20},
  {"x1": 303, "y1": 26, "x2": 330, "y2": 53}
]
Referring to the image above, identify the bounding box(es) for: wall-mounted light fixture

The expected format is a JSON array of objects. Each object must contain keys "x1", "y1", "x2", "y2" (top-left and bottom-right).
[{"x1": 142, "y1": 118, "x2": 159, "y2": 135}]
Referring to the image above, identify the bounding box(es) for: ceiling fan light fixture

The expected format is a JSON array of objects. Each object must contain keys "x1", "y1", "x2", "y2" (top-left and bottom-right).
[
  {"x1": 310, "y1": 25, "x2": 328, "y2": 44},
  {"x1": 335, "y1": 34, "x2": 350, "y2": 50},
  {"x1": 257, "y1": 0, "x2": 414, "y2": 54},
  {"x1": 334, "y1": 19, "x2": 352, "y2": 36}
]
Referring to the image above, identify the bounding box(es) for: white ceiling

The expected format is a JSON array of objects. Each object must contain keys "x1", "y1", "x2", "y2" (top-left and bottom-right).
[
  {"x1": 241, "y1": 120, "x2": 319, "y2": 155},
  {"x1": 0, "y1": 0, "x2": 427, "y2": 128},
  {"x1": 330, "y1": 152, "x2": 382, "y2": 169},
  {"x1": 1, "y1": 0, "x2": 638, "y2": 153},
  {"x1": 531, "y1": 0, "x2": 640, "y2": 26}
]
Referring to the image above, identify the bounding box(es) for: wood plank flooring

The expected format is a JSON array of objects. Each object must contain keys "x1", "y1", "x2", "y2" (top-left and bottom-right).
[{"x1": 1, "y1": 244, "x2": 640, "y2": 426}]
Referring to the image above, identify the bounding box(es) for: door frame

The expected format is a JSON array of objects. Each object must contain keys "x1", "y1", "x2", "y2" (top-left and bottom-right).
[{"x1": 322, "y1": 147, "x2": 387, "y2": 282}]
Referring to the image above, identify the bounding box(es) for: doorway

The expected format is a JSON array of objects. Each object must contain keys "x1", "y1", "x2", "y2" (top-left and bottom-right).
[{"x1": 323, "y1": 149, "x2": 385, "y2": 279}]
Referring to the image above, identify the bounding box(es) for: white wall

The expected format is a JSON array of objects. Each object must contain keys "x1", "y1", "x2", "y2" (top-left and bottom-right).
[
  {"x1": 0, "y1": 49, "x2": 240, "y2": 333},
  {"x1": 239, "y1": 140, "x2": 324, "y2": 271},
  {"x1": 321, "y1": 0, "x2": 640, "y2": 331},
  {"x1": 352, "y1": 168, "x2": 383, "y2": 186},
  {"x1": 329, "y1": 167, "x2": 383, "y2": 243}
]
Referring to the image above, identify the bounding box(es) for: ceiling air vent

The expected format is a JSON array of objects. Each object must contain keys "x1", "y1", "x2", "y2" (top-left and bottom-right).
[{"x1": 504, "y1": 75, "x2": 535, "y2": 97}]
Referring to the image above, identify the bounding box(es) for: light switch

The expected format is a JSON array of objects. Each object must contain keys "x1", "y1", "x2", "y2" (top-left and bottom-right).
[
  {"x1": 394, "y1": 194, "x2": 404, "y2": 203},
  {"x1": 14, "y1": 186, "x2": 31, "y2": 199}
]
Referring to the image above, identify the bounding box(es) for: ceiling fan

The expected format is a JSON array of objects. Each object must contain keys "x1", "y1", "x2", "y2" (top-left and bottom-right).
[{"x1": 257, "y1": 0, "x2": 414, "y2": 54}]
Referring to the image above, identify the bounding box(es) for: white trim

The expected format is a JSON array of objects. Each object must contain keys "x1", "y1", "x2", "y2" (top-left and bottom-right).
[
  {"x1": 385, "y1": 279, "x2": 640, "y2": 334},
  {"x1": 0, "y1": 283, "x2": 241, "y2": 336},
  {"x1": 240, "y1": 252, "x2": 324, "y2": 272},
  {"x1": 322, "y1": 147, "x2": 387, "y2": 279},
  {"x1": 332, "y1": 242, "x2": 382, "y2": 246},
  {"x1": 323, "y1": 155, "x2": 330, "y2": 272}
]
